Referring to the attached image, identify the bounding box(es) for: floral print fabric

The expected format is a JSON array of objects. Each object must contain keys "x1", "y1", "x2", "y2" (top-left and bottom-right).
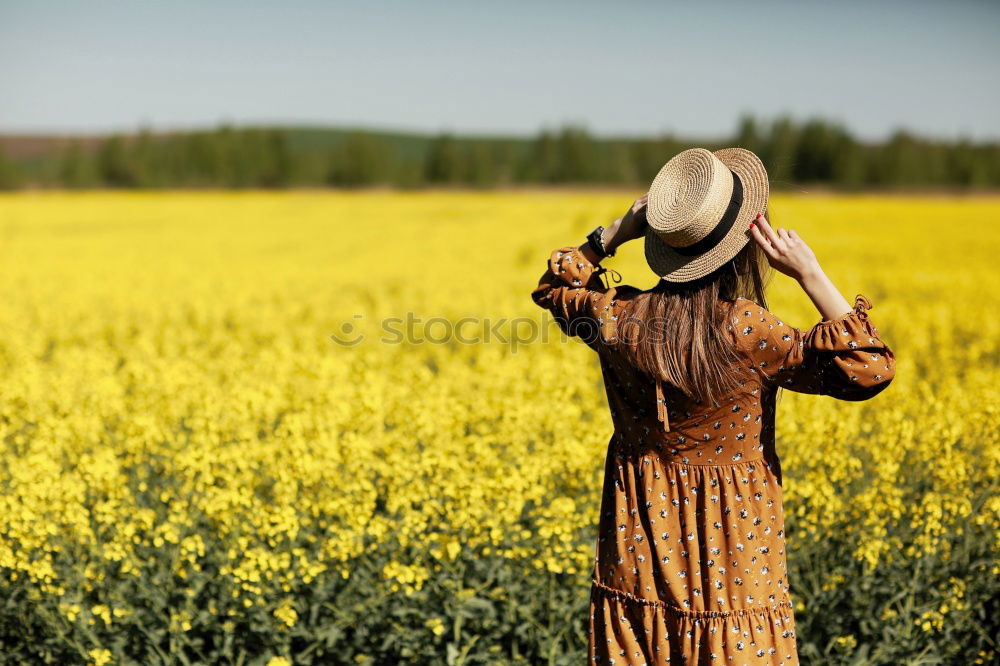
[{"x1": 532, "y1": 246, "x2": 896, "y2": 664}]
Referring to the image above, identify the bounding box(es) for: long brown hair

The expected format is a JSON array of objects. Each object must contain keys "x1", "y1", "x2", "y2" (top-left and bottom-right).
[{"x1": 618, "y1": 212, "x2": 773, "y2": 407}]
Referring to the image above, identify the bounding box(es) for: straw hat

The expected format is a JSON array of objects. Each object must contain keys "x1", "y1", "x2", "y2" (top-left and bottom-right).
[{"x1": 644, "y1": 147, "x2": 769, "y2": 282}]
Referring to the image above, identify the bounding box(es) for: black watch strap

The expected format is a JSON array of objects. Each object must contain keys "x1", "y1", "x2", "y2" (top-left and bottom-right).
[{"x1": 586, "y1": 226, "x2": 615, "y2": 258}]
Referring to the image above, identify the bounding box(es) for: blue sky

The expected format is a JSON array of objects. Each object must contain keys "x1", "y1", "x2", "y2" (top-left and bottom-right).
[{"x1": 1, "y1": 0, "x2": 997, "y2": 140}]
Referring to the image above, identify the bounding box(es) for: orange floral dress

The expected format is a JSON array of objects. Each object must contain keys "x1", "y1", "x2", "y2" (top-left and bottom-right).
[{"x1": 531, "y1": 246, "x2": 896, "y2": 665}]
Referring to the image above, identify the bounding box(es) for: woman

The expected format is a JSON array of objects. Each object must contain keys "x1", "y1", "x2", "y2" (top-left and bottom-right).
[{"x1": 531, "y1": 148, "x2": 895, "y2": 664}]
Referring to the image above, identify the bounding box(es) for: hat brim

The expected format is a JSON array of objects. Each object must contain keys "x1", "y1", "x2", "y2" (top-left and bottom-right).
[{"x1": 644, "y1": 147, "x2": 769, "y2": 283}]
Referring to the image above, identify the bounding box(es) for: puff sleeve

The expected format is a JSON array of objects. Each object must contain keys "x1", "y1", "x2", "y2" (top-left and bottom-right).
[
  {"x1": 734, "y1": 294, "x2": 896, "y2": 400},
  {"x1": 531, "y1": 246, "x2": 620, "y2": 348}
]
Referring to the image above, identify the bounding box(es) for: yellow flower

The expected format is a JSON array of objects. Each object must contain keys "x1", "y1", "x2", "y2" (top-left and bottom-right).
[
  {"x1": 425, "y1": 617, "x2": 446, "y2": 637},
  {"x1": 60, "y1": 603, "x2": 81, "y2": 622},
  {"x1": 88, "y1": 648, "x2": 113, "y2": 666},
  {"x1": 834, "y1": 635, "x2": 857, "y2": 650},
  {"x1": 0, "y1": 191, "x2": 994, "y2": 662},
  {"x1": 91, "y1": 605, "x2": 112, "y2": 626},
  {"x1": 265, "y1": 658, "x2": 292, "y2": 666},
  {"x1": 381, "y1": 561, "x2": 429, "y2": 595},
  {"x1": 274, "y1": 599, "x2": 298, "y2": 628}
]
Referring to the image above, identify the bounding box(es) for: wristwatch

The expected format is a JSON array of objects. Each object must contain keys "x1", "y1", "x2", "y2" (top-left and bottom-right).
[{"x1": 586, "y1": 225, "x2": 616, "y2": 259}]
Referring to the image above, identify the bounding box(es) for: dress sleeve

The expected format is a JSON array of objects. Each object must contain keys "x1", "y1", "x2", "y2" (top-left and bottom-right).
[
  {"x1": 531, "y1": 246, "x2": 620, "y2": 347},
  {"x1": 733, "y1": 294, "x2": 896, "y2": 400}
]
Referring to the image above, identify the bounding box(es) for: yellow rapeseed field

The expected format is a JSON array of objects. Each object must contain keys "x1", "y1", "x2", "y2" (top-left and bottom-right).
[{"x1": 0, "y1": 191, "x2": 997, "y2": 664}]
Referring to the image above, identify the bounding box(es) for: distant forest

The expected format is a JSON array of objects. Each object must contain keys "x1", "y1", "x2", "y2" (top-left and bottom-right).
[{"x1": 1, "y1": 115, "x2": 998, "y2": 190}]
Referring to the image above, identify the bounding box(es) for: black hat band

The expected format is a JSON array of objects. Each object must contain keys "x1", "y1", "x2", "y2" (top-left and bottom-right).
[{"x1": 669, "y1": 170, "x2": 744, "y2": 257}]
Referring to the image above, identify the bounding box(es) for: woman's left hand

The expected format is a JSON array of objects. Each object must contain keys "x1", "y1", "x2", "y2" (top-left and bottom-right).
[{"x1": 605, "y1": 194, "x2": 648, "y2": 252}]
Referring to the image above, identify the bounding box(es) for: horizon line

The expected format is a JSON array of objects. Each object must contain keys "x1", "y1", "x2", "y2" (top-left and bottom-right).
[{"x1": 1, "y1": 117, "x2": 996, "y2": 145}]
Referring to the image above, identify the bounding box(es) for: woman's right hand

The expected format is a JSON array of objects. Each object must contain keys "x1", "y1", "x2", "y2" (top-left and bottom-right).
[
  {"x1": 605, "y1": 194, "x2": 649, "y2": 252},
  {"x1": 749, "y1": 214, "x2": 821, "y2": 282},
  {"x1": 751, "y1": 214, "x2": 853, "y2": 320}
]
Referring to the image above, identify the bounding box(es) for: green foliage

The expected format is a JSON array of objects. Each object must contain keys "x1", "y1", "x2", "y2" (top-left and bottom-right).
[
  {"x1": 327, "y1": 131, "x2": 391, "y2": 187},
  {"x1": 425, "y1": 134, "x2": 465, "y2": 185},
  {"x1": 2, "y1": 117, "x2": 1000, "y2": 190},
  {"x1": 97, "y1": 135, "x2": 138, "y2": 187},
  {"x1": 787, "y1": 493, "x2": 999, "y2": 665},
  {"x1": 58, "y1": 142, "x2": 98, "y2": 188},
  {"x1": 40, "y1": 127, "x2": 295, "y2": 190},
  {"x1": 0, "y1": 517, "x2": 995, "y2": 664},
  {"x1": 0, "y1": 145, "x2": 23, "y2": 190}
]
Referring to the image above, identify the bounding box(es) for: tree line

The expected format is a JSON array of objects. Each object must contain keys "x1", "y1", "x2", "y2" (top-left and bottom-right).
[{"x1": 1, "y1": 115, "x2": 998, "y2": 190}]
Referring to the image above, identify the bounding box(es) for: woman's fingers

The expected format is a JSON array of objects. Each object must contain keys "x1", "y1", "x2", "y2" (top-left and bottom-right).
[
  {"x1": 757, "y1": 215, "x2": 786, "y2": 252},
  {"x1": 756, "y1": 215, "x2": 780, "y2": 243},
  {"x1": 749, "y1": 218, "x2": 768, "y2": 248},
  {"x1": 750, "y1": 217, "x2": 818, "y2": 279},
  {"x1": 749, "y1": 222, "x2": 776, "y2": 257}
]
